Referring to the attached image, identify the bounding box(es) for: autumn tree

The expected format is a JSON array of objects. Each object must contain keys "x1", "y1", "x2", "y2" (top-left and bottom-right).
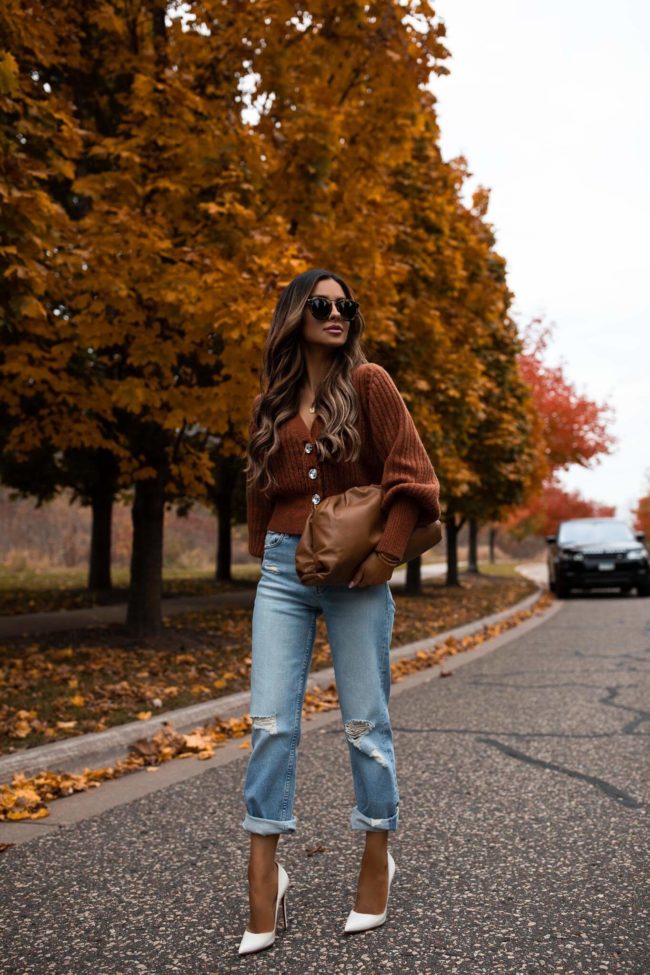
[
  {"x1": 381, "y1": 117, "x2": 541, "y2": 586},
  {"x1": 503, "y1": 482, "x2": 615, "y2": 540},
  {"x1": 518, "y1": 320, "x2": 615, "y2": 471},
  {"x1": 2, "y1": 2, "x2": 300, "y2": 634},
  {"x1": 504, "y1": 320, "x2": 617, "y2": 543},
  {"x1": 246, "y1": 1, "x2": 450, "y2": 324}
]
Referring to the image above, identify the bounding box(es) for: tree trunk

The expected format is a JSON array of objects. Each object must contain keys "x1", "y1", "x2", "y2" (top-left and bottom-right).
[
  {"x1": 467, "y1": 517, "x2": 480, "y2": 574},
  {"x1": 489, "y1": 527, "x2": 497, "y2": 564},
  {"x1": 88, "y1": 486, "x2": 113, "y2": 593},
  {"x1": 404, "y1": 556, "x2": 422, "y2": 595},
  {"x1": 446, "y1": 516, "x2": 460, "y2": 586},
  {"x1": 126, "y1": 474, "x2": 165, "y2": 637},
  {"x1": 213, "y1": 455, "x2": 241, "y2": 582},
  {"x1": 215, "y1": 490, "x2": 233, "y2": 582}
]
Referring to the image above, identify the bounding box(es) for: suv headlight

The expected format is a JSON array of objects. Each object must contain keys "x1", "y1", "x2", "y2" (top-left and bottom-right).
[{"x1": 626, "y1": 548, "x2": 645, "y2": 560}]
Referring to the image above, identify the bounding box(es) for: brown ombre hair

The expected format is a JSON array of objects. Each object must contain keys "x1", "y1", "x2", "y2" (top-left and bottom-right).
[{"x1": 246, "y1": 268, "x2": 369, "y2": 492}]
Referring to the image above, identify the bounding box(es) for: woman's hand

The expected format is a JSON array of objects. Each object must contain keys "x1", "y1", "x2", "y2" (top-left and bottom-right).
[{"x1": 348, "y1": 551, "x2": 396, "y2": 588}]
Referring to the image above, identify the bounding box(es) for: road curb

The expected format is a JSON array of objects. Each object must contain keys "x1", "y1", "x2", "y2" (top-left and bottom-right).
[{"x1": 0, "y1": 588, "x2": 546, "y2": 783}]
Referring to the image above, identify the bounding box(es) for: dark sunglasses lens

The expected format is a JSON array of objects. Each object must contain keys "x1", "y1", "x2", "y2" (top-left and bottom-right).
[
  {"x1": 307, "y1": 298, "x2": 331, "y2": 320},
  {"x1": 337, "y1": 299, "x2": 358, "y2": 321}
]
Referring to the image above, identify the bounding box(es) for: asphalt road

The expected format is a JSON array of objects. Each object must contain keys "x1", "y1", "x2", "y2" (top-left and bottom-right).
[{"x1": 1, "y1": 593, "x2": 648, "y2": 975}]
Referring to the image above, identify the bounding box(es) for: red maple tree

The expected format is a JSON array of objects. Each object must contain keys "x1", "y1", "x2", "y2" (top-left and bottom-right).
[{"x1": 505, "y1": 320, "x2": 617, "y2": 538}]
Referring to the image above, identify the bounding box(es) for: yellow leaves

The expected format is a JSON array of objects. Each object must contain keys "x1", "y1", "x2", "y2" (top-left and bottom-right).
[
  {"x1": 56, "y1": 720, "x2": 77, "y2": 730},
  {"x1": 136, "y1": 711, "x2": 152, "y2": 721},
  {"x1": 20, "y1": 295, "x2": 47, "y2": 320},
  {"x1": 199, "y1": 199, "x2": 256, "y2": 224},
  {"x1": 51, "y1": 158, "x2": 76, "y2": 180},
  {"x1": 88, "y1": 4, "x2": 129, "y2": 38},
  {"x1": 69, "y1": 694, "x2": 85, "y2": 707},
  {"x1": 133, "y1": 467, "x2": 158, "y2": 481},
  {"x1": 0, "y1": 52, "x2": 18, "y2": 94},
  {"x1": 132, "y1": 72, "x2": 156, "y2": 101},
  {"x1": 9, "y1": 709, "x2": 43, "y2": 739},
  {"x1": 2, "y1": 780, "x2": 47, "y2": 821},
  {"x1": 149, "y1": 179, "x2": 186, "y2": 196},
  {"x1": 110, "y1": 381, "x2": 149, "y2": 413}
]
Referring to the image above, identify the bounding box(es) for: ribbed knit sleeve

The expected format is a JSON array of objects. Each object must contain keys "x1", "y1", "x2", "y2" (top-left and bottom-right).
[
  {"x1": 246, "y1": 399, "x2": 274, "y2": 558},
  {"x1": 365, "y1": 364, "x2": 441, "y2": 562}
]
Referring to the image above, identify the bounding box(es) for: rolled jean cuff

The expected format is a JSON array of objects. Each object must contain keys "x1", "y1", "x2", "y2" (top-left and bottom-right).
[
  {"x1": 350, "y1": 804, "x2": 399, "y2": 832},
  {"x1": 242, "y1": 812, "x2": 297, "y2": 835}
]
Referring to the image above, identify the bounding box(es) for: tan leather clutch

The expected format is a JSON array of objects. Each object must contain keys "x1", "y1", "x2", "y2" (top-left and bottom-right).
[{"x1": 295, "y1": 484, "x2": 442, "y2": 586}]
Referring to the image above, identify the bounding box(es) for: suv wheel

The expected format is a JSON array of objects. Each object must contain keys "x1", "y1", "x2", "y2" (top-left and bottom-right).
[
  {"x1": 637, "y1": 581, "x2": 650, "y2": 597},
  {"x1": 555, "y1": 582, "x2": 570, "y2": 599}
]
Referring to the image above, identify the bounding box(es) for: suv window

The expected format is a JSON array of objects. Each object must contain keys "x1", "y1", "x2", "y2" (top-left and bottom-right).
[{"x1": 558, "y1": 520, "x2": 634, "y2": 545}]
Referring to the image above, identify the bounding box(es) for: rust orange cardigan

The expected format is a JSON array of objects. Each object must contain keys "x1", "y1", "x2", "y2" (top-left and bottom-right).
[{"x1": 246, "y1": 362, "x2": 441, "y2": 562}]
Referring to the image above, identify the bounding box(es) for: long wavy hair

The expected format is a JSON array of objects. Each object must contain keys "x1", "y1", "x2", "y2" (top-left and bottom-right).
[{"x1": 246, "y1": 268, "x2": 369, "y2": 492}]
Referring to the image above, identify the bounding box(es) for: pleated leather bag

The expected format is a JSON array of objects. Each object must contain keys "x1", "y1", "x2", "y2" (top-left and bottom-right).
[{"x1": 295, "y1": 483, "x2": 442, "y2": 586}]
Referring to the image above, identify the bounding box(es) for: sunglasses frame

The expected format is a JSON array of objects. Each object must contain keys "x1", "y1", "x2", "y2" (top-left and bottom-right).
[{"x1": 305, "y1": 296, "x2": 359, "y2": 322}]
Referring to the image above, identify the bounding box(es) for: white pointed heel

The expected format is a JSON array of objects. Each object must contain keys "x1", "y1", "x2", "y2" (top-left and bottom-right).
[
  {"x1": 344, "y1": 851, "x2": 396, "y2": 934},
  {"x1": 238, "y1": 861, "x2": 290, "y2": 955}
]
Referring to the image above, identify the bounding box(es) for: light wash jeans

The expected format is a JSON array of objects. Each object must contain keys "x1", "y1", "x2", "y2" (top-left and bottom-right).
[{"x1": 242, "y1": 530, "x2": 399, "y2": 835}]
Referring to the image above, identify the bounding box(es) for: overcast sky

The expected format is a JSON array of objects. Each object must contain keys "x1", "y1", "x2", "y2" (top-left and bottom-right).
[{"x1": 433, "y1": 0, "x2": 649, "y2": 519}]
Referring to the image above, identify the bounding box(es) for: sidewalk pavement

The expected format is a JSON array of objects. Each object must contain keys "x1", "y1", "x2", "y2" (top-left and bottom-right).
[
  {"x1": 0, "y1": 560, "x2": 462, "y2": 639},
  {"x1": 516, "y1": 561, "x2": 549, "y2": 588}
]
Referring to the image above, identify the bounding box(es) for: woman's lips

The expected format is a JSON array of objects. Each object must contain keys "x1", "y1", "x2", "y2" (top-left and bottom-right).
[{"x1": 324, "y1": 325, "x2": 343, "y2": 333}]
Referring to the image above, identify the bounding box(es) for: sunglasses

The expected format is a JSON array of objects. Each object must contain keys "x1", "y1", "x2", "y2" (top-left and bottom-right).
[{"x1": 305, "y1": 296, "x2": 359, "y2": 322}]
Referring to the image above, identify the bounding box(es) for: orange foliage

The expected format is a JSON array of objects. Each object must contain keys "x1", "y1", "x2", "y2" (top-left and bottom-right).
[
  {"x1": 504, "y1": 320, "x2": 617, "y2": 539},
  {"x1": 503, "y1": 477, "x2": 615, "y2": 539},
  {"x1": 518, "y1": 320, "x2": 616, "y2": 473}
]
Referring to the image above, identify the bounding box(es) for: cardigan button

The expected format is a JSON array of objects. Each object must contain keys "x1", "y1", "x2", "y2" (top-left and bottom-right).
[
  {"x1": 311, "y1": 493, "x2": 321, "y2": 505},
  {"x1": 308, "y1": 467, "x2": 318, "y2": 480},
  {"x1": 304, "y1": 442, "x2": 314, "y2": 454}
]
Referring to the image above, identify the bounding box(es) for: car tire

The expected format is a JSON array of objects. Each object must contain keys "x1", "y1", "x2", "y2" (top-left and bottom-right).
[
  {"x1": 637, "y1": 581, "x2": 650, "y2": 597},
  {"x1": 549, "y1": 579, "x2": 557, "y2": 594},
  {"x1": 555, "y1": 582, "x2": 570, "y2": 599}
]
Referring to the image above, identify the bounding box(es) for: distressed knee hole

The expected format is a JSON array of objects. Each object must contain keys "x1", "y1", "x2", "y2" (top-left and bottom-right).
[
  {"x1": 252, "y1": 714, "x2": 278, "y2": 734},
  {"x1": 345, "y1": 719, "x2": 374, "y2": 741},
  {"x1": 345, "y1": 719, "x2": 388, "y2": 767}
]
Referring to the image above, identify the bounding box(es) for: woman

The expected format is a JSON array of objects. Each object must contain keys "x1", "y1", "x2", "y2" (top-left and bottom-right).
[{"x1": 239, "y1": 268, "x2": 440, "y2": 955}]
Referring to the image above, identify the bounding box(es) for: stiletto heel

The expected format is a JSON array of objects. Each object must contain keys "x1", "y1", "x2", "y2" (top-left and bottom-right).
[
  {"x1": 280, "y1": 892, "x2": 288, "y2": 929},
  {"x1": 238, "y1": 861, "x2": 290, "y2": 955},
  {"x1": 344, "y1": 851, "x2": 395, "y2": 934}
]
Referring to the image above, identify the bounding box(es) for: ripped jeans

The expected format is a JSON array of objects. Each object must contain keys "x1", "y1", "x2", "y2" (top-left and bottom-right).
[{"x1": 242, "y1": 530, "x2": 399, "y2": 835}]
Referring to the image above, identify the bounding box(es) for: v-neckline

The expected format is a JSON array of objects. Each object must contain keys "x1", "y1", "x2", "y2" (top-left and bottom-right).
[{"x1": 295, "y1": 411, "x2": 319, "y2": 438}]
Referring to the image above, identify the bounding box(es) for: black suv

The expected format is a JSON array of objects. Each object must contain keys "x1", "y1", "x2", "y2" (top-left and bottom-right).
[{"x1": 546, "y1": 517, "x2": 649, "y2": 597}]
